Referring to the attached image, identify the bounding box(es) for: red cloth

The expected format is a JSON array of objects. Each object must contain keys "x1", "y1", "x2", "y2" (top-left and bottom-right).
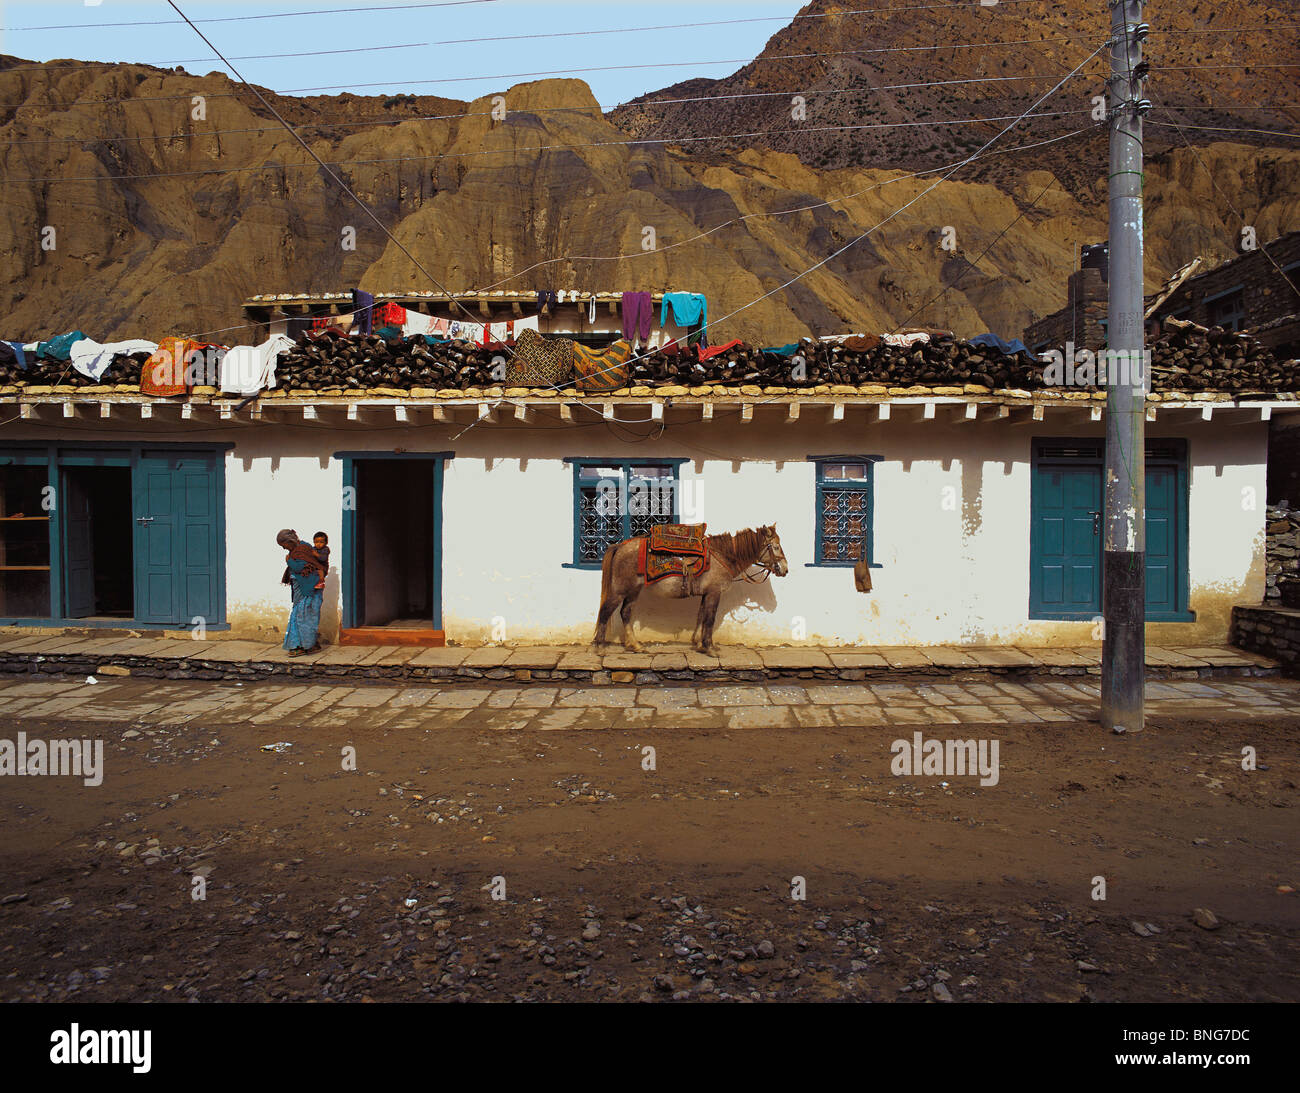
[
  {"x1": 142, "y1": 337, "x2": 190, "y2": 397},
  {"x1": 373, "y1": 302, "x2": 406, "y2": 326},
  {"x1": 698, "y1": 339, "x2": 743, "y2": 361}
]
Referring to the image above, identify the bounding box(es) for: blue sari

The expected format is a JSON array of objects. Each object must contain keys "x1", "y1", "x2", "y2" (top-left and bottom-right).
[{"x1": 283, "y1": 557, "x2": 322, "y2": 651}]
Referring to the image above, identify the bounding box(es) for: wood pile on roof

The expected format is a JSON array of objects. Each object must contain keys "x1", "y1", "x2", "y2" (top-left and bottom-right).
[{"x1": 0, "y1": 320, "x2": 1294, "y2": 396}]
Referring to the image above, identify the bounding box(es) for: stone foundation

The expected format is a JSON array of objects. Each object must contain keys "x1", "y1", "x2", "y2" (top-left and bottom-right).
[
  {"x1": 1231, "y1": 605, "x2": 1300, "y2": 676},
  {"x1": 0, "y1": 643, "x2": 1279, "y2": 687}
]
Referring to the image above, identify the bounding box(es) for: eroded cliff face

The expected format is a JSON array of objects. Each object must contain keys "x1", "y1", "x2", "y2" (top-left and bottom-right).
[{"x1": 0, "y1": 47, "x2": 1296, "y2": 348}]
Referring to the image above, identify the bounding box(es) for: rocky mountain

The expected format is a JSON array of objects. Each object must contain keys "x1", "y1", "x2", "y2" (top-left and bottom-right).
[{"x1": 0, "y1": 0, "x2": 1297, "y2": 349}]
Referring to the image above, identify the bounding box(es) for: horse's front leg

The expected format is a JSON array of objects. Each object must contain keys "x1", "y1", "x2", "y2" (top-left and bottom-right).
[
  {"x1": 698, "y1": 589, "x2": 722, "y2": 655},
  {"x1": 691, "y1": 593, "x2": 708, "y2": 652}
]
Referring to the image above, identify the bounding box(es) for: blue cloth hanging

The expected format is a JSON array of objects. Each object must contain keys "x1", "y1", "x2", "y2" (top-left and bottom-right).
[
  {"x1": 661, "y1": 292, "x2": 707, "y2": 333},
  {"x1": 352, "y1": 290, "x2": 375, "y2": 335},
  {"x1": 36, "y1": 330, "x2": 88, "y2": 361}
]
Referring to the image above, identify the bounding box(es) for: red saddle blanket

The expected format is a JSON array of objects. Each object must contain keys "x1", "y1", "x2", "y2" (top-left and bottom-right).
[{"x1": 638, "y1": 523, "x2": 709, "y2": 586}]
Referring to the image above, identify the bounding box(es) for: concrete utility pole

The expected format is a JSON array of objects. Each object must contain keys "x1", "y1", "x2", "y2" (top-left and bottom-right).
[{"x1": 1101, "y1": 0, "x2": 1149, "y2": 733}]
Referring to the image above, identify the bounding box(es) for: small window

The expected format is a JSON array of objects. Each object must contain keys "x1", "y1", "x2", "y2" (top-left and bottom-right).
[
  {"x1": 812, "y1": 457, "x2": 877, "y2": 566},
  {"x1": 571, "y1": 460, "x2": 683, "y2": 567},
  {"x1": 1206, "y1": 288, "x2": 1246, "y2": 332}
]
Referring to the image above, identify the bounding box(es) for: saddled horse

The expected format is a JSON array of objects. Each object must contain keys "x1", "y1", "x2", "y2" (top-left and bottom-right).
[{"x1": 593, "y1": 525, "x2": 789, "y2": 655}]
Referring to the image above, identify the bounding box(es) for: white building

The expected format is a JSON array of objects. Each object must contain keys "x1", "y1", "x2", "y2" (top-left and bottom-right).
[{"x1": 0, "y1": 380, "x2": 1288, "y2": 649}]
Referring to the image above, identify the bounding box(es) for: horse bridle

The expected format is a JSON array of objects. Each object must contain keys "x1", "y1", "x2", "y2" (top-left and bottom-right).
[{"x1": 739, "y1": 535, "x2": 780, "y2": 584}]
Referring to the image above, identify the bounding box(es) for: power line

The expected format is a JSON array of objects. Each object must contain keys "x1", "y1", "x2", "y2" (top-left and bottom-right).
[
  {"x1": 1149, "y1": 93, "x2": 1300, "y2": 304},
  {"x1": 0, "y1": 72, "x2": 1106, "y2": 150},
  {"x1": 0, "y1": 24, "x2": 1284, "y2": 82},
  {"x1": 884, "y1": 173, "x2": 1069, "y2": 335},
  {"x1": 165, "y1": 121, "x2": 1101, "y2": 349},
  {"x1": 0, "y1": 0, "x2": 502, "y2": 33},
  {"x1": 158, "y1": 0, "x2": 519, "y2": 365},
  {"x1": 1147, "y1": 120, "x2": 1300, "y2": 141},
  {"x1": 0, "y1": 109, "x2": 1093, "y2": 185},
  {"x1": 451, "y1": 43, "x2": 1107, "y2": 429}
]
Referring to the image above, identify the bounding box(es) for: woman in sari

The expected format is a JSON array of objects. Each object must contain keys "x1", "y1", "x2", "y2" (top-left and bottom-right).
[{"x1": 276, "y1": 529, "x2": 325, "y2": 656}]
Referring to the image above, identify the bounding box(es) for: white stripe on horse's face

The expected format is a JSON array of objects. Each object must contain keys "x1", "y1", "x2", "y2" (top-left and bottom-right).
[{"x1": 766, "y1": 527, "x2": 790, "y2": 577}]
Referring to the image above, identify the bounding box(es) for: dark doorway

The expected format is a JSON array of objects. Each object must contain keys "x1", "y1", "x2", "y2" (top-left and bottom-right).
[
  {"x1": 355, "y1": 459, "x2": 434, "y2": 628},
  {"x1": 63, "y1": 466, "x2": 134, "y2": 619}
]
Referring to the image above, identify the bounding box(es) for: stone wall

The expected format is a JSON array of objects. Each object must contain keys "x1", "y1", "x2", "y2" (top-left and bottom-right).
[
  {"x1": 1265, "y1": 501, "x2": 1300, "y2": 607},
  {"x1": 1023, "y1": 267, "x2": 1108, "y2": 353},
  {"x1": 1154, "y1": 231, "x2": 1300, "y2": 333},
  {"x1": 1231, "y1": 605, "x2": 1300, "y2": 676}
]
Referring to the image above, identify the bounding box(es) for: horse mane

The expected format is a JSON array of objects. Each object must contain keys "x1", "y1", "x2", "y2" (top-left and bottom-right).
[{"x1": 707, "y1": 527, "x2": 766, "y2": 569}]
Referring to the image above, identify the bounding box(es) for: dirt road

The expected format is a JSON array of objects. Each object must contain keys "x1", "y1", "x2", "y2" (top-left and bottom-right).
[{"x1": 0, "y1": 684, "x2": 1296, "y2": 1002}]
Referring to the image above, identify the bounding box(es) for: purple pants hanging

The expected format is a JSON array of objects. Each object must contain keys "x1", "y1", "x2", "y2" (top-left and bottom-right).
[{"x1": 621, "y1": 292, "x2": 652, "y2": 341}]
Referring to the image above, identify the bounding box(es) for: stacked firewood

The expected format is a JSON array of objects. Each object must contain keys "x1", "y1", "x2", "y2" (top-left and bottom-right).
[
  {"x1": 0, "y1": 322, "x2": 1293, "y2": 392},
  {"x1": 1147, "y1": 319, "x2": 1293, "y2": 392}
]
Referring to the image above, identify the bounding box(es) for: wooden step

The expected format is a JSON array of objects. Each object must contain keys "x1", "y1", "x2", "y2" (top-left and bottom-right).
[{"x1": 338, "y1": 627, "x2": 445, "y2": 647}]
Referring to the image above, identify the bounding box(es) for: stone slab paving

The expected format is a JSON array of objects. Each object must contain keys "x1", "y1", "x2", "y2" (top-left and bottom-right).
[
  {"x1": 0, "y1": 629, "x2": 1285, "y2": 691},
  {"x1": 0, "y1": 674, "x2": 1291, "y2": 732}
]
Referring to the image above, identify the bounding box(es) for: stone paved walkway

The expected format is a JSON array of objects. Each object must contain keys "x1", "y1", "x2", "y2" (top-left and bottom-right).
[
  {"x1": 1, "y1": 674, "x2": 1295, "y2": 732},
  {"x1": 0, "y1": 632, "x2": 1282, "y2": 687}
]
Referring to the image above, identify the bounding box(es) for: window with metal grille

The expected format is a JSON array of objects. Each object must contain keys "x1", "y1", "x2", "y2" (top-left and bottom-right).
[
  {"x1": 568, "y1": 460, "x2": 685, "y2": 567},
  {"x1": 812, "y1": 457, "x2": 878, "y2": 566}
]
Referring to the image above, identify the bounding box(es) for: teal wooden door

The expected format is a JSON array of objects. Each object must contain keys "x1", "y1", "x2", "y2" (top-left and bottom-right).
[
  {"x1": 1145, "y1": 462, "x2": 1185, "y2": 618},
  {"x1": 1030, "y1": 462, "x2": 1102, "y2": 618},
  {"x1": 133, "y1": 452, "x2": 221, "y2": 625},
  {"x1": 61, "y1": 469, "x2": 95, "y2": 618}
]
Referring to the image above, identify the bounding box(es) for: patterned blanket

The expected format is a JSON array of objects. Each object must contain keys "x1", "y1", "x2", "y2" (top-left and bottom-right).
[
  {"x1": 639, "y1": 523, "x2": 709, "y2": 590},
  {"x1": 573, "y1": 338, "x2": 633, "y2": 393}
]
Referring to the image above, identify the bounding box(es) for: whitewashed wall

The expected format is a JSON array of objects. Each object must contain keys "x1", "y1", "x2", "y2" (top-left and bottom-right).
[{"x1": 0, "y1": 413, "x2": 1268, "y2": 646}]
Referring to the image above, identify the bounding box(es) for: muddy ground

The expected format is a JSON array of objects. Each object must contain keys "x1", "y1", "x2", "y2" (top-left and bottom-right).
[{"x1": 0, "y1": 698, "x2": 1296, "y2": 1003}]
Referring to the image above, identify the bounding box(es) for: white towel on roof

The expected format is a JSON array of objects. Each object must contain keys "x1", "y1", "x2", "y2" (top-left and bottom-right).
[
  {"x1": 69, "y1": 338, "x2": 158, "y2": 381},
  {"x1": 220, "y1": 334, "x2": 294, "y2": 396}
]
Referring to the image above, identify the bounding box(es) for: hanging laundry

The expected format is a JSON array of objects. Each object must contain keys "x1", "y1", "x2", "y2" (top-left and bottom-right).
[
  {"x1": 621, "y1": 292, "x2": 653, "y2": 342},
  {"x1": 573, "y1": 338, "x2": 633, "y2": 393},
  {"x1": 536, "y1": 290, "x2": 558, "y2": 314},
  {"x1": 352, "y1": 289, "x2": 375, "y2": 335},
  {"x1": 311, "y1": 312, "x2": 353, "y2": 332},
  {"x1": 35, "y1": 330, "x2": 89, "y2": 362},
  {"x1": 761, "y1": 343, "x2": 800, "y2": 357},
  {"x1": 220, "y1": 334, "x2": 295, "y2": 396},
  {"x1": 1, "y1": 342, "x2": 27, "y2": 370},
  {"x1": 843, "y1": 334, "x2": 883, "y2": 351},
  {"x1": 401, "y1": 311, "x2": 434, "y2": 337},
  {"x1": 882, "y1": 331, "x2": 932, "y2": 348},
  {"x1": 506, "y1": 328, "x2": 573, "y2": 386},
  {"x1": 373, "y1": 302, "x2": 406, "y2": 327},
  {"x1": 660, "y1": 293, "x2": 707, "y2": 333},
  {"x1": 697, "y1": 339, "x2": 743, "y2": 362},
  {"x1": 374, "y1": 325, "x2": 403, "y2": 341},
  {"x1": 69, "y1": 338, "x2": 158, "y2": 382},
  {"x1": 587, "y1": 294, "x2": 597, "y2": 324},
  {"x1": 143, "y1": 337, "x2": 194, "y2": 397}
]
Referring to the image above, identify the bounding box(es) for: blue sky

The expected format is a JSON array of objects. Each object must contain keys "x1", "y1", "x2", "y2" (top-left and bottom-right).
[{"x1": 0, "y1": 0, "x2": 806, "y2": 105}]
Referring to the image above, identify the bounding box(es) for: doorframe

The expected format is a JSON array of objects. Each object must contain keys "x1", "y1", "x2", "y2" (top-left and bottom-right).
[
  {"x1": 0, "y1": 441, "x2": 231, "y2": 629},
  {"x1": 1028, "y1": 437, "x2": 1192, "y2": 623},
  {"x1": 336, "y1": 450, "x2": 452, "y2": 643}
]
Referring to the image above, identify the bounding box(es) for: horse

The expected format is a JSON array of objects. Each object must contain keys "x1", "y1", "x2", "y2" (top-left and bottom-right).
[{"x1": 593, "y1": 525, "x2": 789, "y2": 655}]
